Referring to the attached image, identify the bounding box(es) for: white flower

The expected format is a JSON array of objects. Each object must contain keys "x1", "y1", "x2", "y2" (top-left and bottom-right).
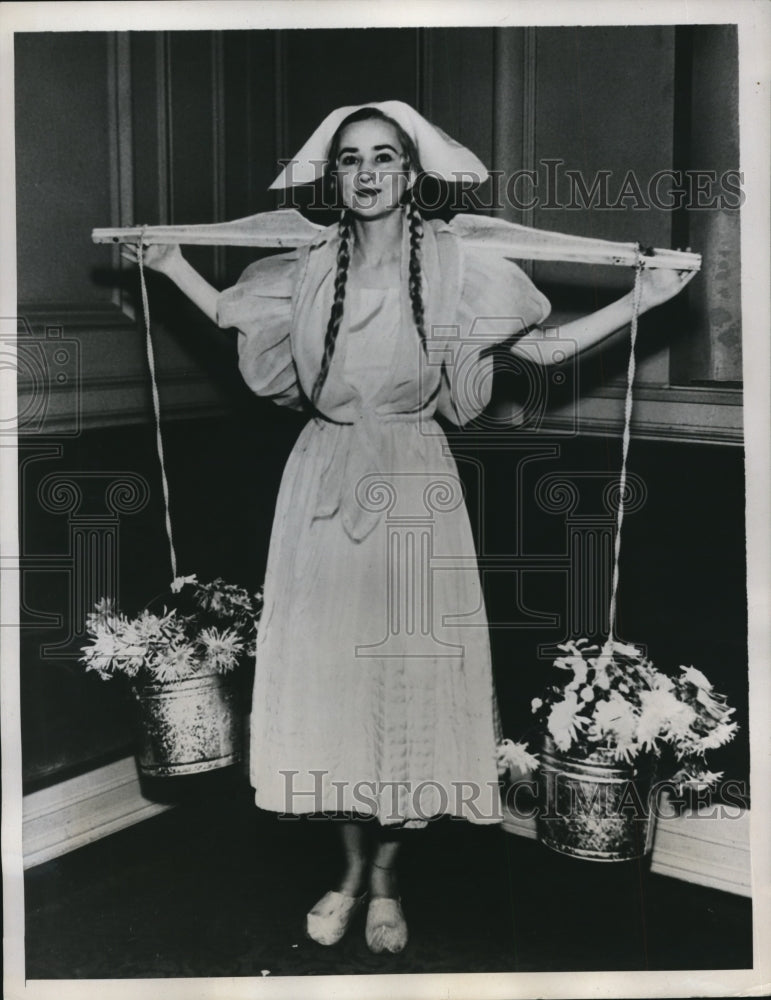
[
  {"x1": 637, "y1": 687, "x2": 695, "y2": 751},
  {"x1": 557, "y1": 639, "x2": 594, "y2": 655},
  {"x1": 693, "y1": 684, "x2": 734, "y2": 723},
  {"x1": 579, "y1": 685, "x2": 594, "y2": 702},
  {"x1": 565, "y1": 660, "x2": 588, "y2": 690},
  {"x1": 554, "y1": 640, "x2": 597, "y2": 672},
  {"x1": 547, "y1": 692, "x2": 589, "y2": 751},
  {"x1": 680, "y1": 665, "x2": 712, "y2": 690},
  {"x1": 593, "y1": 662, "x2": 611, "y2": 690},
  {"x1": 81, "y1": 576, "x2": 262, "y2": 684},
  {"x1": 650, "y1": 670, "x2": 675, "y2": 692},
  {"x1": 86, "y1": 597, "x2": 122, "y2": 631},
  {"x1": 554, "y1": 654, "x2": 586, "y2": 673},
  {"x1": 589, "y1": 693, "x2": 639, "y2": 760},
  {"x1": 198, "y1": 626, "x2": 243, "y2": 673},
  {"x1": 696, "y1": 720, "x2": 739, "y2": 751},
  {"x1": 81, "y1": 638, "x2": 117, "y2": 680},
  {"x1": 152, "y1": 643, "x2": 199, "y2": 682},
  {"x1": 204, "y1": 591, "x2": 226, "y2": 614},
  {"x1": 496, "y1": 739, "x2": 540, "y2": 777},
  {"x1": 87, "y1": 627, "x2": 119, "y2": 656},
  {"x1": 531, "y1": 697, "x2": 543, "y2": 712},
  {"x1": 671, "y1": 767, "x2": 725, "y2": 792},
  {"x1": 82, "y1": 658, "x2": 114, "y2": 681},
  {"x1": 109, "y1": 625, "x2": 147, "y2": 661},
  {"x1": 605, "y1": 639, "x2": 643, "y2": 660}
]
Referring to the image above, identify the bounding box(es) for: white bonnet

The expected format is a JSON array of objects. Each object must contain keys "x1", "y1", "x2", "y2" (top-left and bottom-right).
[{"x1": 269, "y1": 100, "x2": 489, "y2": 189}]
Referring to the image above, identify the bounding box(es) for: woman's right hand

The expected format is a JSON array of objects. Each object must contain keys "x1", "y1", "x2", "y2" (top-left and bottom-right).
[
  {"x1": 120, "y1": 242, "x2": 183, "y2": 277},
  {"x1": 120, "y1": 241, "x2": 219, "y2": 324}
]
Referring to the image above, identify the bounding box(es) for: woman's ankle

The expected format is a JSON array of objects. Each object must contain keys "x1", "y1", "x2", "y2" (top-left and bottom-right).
[
  {"x1": 336, "y1": 863, "x2": 368, "y2": 897},
  {"x1": 368, "y1": 860, "x2": 399, "y2": 899}
]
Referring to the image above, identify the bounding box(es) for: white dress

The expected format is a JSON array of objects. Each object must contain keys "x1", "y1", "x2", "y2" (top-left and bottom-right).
[{"x1": 216, "y1": 214, "x2": 551, "y2": 827}]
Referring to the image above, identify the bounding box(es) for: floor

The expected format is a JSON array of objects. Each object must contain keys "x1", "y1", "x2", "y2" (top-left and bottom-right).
[{"x1": 23, "y1": 769, "x2": 753, "y2": 979}]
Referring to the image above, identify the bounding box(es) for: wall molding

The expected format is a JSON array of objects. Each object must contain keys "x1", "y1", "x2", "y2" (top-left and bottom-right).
[
  {"x1": 18, "y1": 370, "x2": 230, "y2": 434},
  {"x1": 501, "y1": 794, "x2": 751, "y2": 897},
  {"x1": 23, "y1": 755, "x2": 751, "y2": 900},
  {"x1": 494, "y1": 383, "x2": 744, "y2": 446},
  {"x1": 156, "y1": 31, "x2": 172, "y2": 225},
  {"x1": 15, "y1": 303, "x2": 233, "y2": 433},
  {"x1": 22, "y1": 756, "x2": 172, "y2": 870},
  {"x1": 539, "y1": 388, "x2": 744, "y2": 445},
  {"x1": 23, "y1": 719, "x2": 252, "y2": 870},
  {"x1": 649, "y1": 806, "x2": 751, "y2": 896},
  {"x1": 106, "y1": 30, "x2": 135, "y2": 318}
]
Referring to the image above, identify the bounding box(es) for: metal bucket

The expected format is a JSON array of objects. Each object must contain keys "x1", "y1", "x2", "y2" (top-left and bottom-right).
[
  {"x1": 131, "y1": 672, "x2": 243, "y2": 776},
  {"x1": 536, "y1": 736, "x2": 656, "y2": 861}
]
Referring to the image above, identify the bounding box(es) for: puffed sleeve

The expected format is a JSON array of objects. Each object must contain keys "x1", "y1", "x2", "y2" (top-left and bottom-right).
[
  {"x1": 435, "y1": 242, "x2": 551, "y2": 426},
  {"x1": 216, "y1": 250, "x2": 305, "y2": 410}
]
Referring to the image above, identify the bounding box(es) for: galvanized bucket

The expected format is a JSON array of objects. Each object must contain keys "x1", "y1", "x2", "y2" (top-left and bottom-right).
[
  {"x1": 131, "y1": 672, "x2": 243, "y2": 776},
  {"x1": 536, "y1": 736, "x2": 656, "y2": 861}
]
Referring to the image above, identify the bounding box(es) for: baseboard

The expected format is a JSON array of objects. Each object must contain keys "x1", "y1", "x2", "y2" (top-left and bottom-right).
[
  {"x1": 22, "y1": 756, "x2": 173, "y2": 870},
  {"x1": 22, "y1": 714, "x2": 253, "y2": 870},
  {"x1": 501, "y1": 793, "x2": 751, "y2": 897},
  {"x1": 648, "y1": 805, "x2": 751, "y2": 897},
  {"x1": 23, "y1": 759, "x2": 751, "y2": 900}
]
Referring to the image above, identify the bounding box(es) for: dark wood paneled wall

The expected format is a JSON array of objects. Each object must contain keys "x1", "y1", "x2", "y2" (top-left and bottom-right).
[
  {"x1": 670, "y1": 25, "x2": 742, "y2": 384},
  {"x1": 16, "y1": 28, "x2": 742, "y2": 423},
  {"x1": 532, "y1": 26, "x2": 676, "y2": 295},
  {"x1": 16, "y1": 27, "x2": 742, "y2": 438},
  {"x1": 15, "y1": 33, "x2": 116, "y2": 307}
]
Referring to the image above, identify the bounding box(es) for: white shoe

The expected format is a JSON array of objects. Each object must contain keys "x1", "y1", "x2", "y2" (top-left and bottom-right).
[
  {"x1": 305, "y1": 890, "x2": 367, "y2": 946},
  {"x1": 365, "y1": 896, "x2": 408, "y2": 954}
]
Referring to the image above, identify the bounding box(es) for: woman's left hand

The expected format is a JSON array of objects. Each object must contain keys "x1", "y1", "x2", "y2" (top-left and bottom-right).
[{"x1": 638, "y1": 265, "x2": 698, "y2": 311}]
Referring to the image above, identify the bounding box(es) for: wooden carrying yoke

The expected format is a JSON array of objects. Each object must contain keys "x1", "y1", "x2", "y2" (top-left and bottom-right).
[{"x1": 93, "y1": 209, "x2": 701, "y2": 271}]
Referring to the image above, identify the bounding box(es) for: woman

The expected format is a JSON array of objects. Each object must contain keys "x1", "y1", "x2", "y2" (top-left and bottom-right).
[{"x1": 125, "y1": 100, "x2": 694, "y2": 954}]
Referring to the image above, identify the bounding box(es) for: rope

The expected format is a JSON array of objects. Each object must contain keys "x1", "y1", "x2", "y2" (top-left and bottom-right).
[
  {"x1": 131, "y1": 228, "x2": 644, "y2": 623},
  {"x1": 607, "y1": 247, "x2": 645, "y2": 642},
  {"x1": 137, "y1": 234, "x2": 178, "y2": 581}
]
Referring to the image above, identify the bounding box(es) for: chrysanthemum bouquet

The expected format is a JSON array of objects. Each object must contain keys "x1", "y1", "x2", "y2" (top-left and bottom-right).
[
  {"x1": 497, "y1": 638, "x2": 738, "y2": 789},
  {"x1": 80, "y1": 575, "x2": 263, "y2": 685}
]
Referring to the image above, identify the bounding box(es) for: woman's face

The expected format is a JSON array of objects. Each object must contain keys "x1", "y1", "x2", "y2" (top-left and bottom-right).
[{"x1": 332, "y1": 119, "x2": 412, "y2": 217}]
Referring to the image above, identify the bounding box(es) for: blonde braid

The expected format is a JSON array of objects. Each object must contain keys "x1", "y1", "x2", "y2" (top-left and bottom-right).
[
  {"x1": 407, "y1": 195, "x2": 427, "y2": 354},
  {"x1": 311, "y1": 210, "x2": 353, "y2": 407}
]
